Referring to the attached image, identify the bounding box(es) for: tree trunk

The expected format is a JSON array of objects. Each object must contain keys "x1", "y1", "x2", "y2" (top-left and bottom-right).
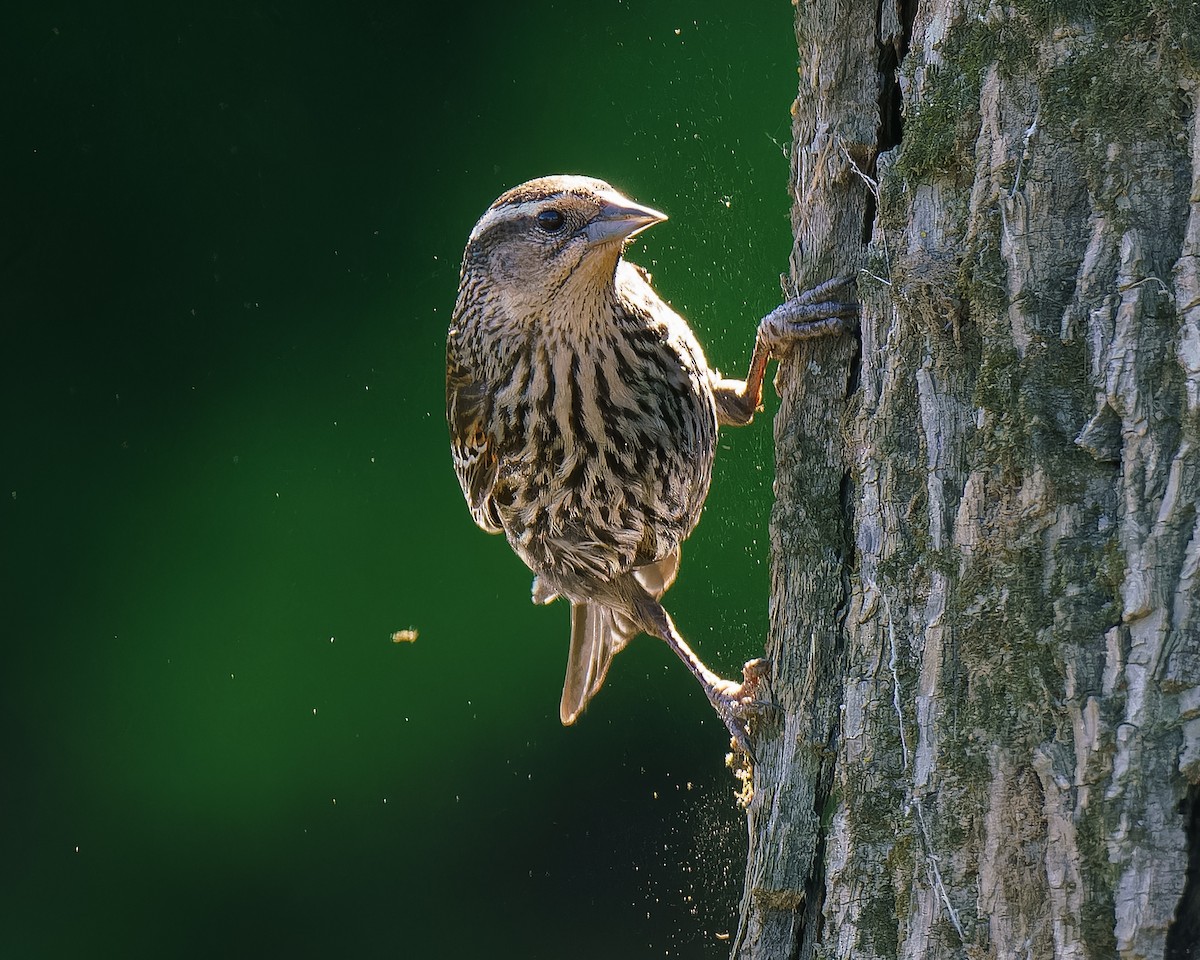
[{"x1": 734, "y1": 3, "x2": 1200, "y2": 958}]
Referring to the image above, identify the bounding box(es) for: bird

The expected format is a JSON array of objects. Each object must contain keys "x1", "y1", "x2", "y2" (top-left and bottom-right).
[{"x1": 446, "y1": 175, "x2": 856, "y2": 754}]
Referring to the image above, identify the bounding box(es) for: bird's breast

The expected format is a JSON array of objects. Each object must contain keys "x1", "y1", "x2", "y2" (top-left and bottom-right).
[{"x1": 490, "y1": 317, "x2": 718, "y2": 584}]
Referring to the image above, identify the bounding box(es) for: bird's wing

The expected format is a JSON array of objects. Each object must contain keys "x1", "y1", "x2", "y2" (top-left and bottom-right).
[{"x1": 446, "y1": 330, "x2": 503, "y2": 534}]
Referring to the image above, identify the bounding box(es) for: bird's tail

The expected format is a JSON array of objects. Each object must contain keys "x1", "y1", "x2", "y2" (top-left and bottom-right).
[{"x1": 559, "y1": 550, "x2": 681, "y2": 725}]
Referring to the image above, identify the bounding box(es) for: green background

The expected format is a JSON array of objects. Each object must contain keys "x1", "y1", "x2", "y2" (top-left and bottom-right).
[{"x1": 3, "y1": 3, "x2": 798, "y2": 956}]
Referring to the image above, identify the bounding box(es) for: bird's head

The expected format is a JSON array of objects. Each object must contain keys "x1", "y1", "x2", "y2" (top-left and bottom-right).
[{"x1": 461, "y1": 175, "x2": 666, "y2": 315}]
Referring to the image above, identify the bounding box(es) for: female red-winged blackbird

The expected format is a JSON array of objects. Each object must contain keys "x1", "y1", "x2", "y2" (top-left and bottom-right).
[{"x1": 447, "y1": 175, "x2": 854, "y2": 754}]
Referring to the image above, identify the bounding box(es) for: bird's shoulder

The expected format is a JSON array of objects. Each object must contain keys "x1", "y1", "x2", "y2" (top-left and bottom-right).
[{"x1": 612, "y1": 260, "x2": 711, "y2": 378}]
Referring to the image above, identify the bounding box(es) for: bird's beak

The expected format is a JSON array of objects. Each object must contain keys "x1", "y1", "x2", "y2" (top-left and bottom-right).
[{"x1": 584, "y1": 196, "x2": 667, "y2": 245}]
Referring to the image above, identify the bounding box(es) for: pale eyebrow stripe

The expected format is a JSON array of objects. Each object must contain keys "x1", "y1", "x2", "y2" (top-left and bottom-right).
[{"x1": 470, "y1": 199, "x2": 564, "y2": 243}]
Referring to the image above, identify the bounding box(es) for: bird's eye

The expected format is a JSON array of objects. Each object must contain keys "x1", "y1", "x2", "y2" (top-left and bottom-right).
[{"x1": 536, "y1": 209, "x2": 566, "y2": 233}]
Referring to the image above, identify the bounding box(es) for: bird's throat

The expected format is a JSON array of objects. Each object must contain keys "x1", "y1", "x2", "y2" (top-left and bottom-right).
[{"x1": 541, "y1": 251, "x2": 624, "y2": 336}]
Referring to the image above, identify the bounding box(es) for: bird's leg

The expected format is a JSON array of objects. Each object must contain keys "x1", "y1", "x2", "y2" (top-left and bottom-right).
[
  {"x1": 630, "y1": 590, "x2": 770, "y2": 757},
  {"x1": 712, "y1": 275, "x2": 858, "y2": 427}
]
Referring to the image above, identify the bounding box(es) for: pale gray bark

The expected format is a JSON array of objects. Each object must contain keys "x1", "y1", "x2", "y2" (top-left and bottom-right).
[{"x1": 734, "y1": 2, "x2": 1200, "y2": 958}]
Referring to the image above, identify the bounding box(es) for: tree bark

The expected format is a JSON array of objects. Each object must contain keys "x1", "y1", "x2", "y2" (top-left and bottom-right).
[{"x1": 735, "y1": 2, "x2": 1200, "y2": 958}]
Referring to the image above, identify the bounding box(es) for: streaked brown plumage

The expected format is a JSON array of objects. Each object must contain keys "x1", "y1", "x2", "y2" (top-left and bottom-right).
[{"x1": 447, "y1": 175, "x2": 855, "y2": 753}]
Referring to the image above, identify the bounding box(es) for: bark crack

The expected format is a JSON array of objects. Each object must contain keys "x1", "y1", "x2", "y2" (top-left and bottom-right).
[
  {"x1": 1165, "y1": 783, "x2": 1200, "y2": 960},
  {"x1": 867, "y1": 0, "x2": 916, "y2": 243}
]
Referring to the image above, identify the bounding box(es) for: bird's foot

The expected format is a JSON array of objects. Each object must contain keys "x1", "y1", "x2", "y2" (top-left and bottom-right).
[
  {"x1": 759, "y1": 276, "x2": 858, "y2": 353},
  {"x1": 707, "y1": 658, "x2": 773, "y2": 759},
  {"x1": 530, "y1": 576, "x2": 558, "y2": 605},
  {"x1": 787, "y1": 274, "x2": 857, "y2": 306}
]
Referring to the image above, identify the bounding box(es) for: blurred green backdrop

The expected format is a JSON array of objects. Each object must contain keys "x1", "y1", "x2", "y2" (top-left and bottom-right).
[{"x1": 2, "y1": 3, "x2": 798, "y2": 956}]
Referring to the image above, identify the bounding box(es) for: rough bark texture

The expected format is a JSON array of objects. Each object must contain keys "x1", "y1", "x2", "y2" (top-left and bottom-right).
[{"x1": 735, "y1": 2, "x2": 1200, "y2": 958}]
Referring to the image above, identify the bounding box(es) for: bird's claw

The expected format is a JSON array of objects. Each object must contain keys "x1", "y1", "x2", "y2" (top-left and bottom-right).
[
  {"x1": 708, "y1": 658, "x2": 773, "y2": 759},
  {"x1": 788, "y1": 274, "x2": 856, "y2": 305},
  {"x1": 759, "y1": 276, "x2": 859, "y2": 354}
]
